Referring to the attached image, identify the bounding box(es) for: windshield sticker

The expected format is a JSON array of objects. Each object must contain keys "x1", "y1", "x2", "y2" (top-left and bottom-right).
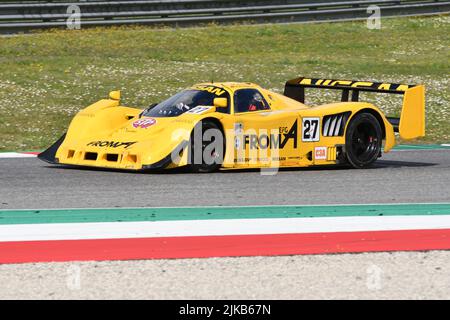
[
  {"x1": 132, "y1": 117, "x2": 157, "y2": 129},
  {"x1": 186, "y1": 106, "x2": 212, "y2": 114}
]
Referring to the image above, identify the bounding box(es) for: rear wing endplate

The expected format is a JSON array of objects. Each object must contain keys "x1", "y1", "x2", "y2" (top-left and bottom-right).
[{"x1": 284, "y1": 77, "x2": 425, "y2": 140}]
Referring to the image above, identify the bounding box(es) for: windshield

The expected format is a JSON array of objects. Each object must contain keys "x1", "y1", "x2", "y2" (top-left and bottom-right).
[{"x1": 143, "y1": 89, "x2": 227, "y2": 117}]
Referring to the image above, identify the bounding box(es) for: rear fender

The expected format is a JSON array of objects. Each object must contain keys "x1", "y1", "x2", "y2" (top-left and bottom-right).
[
  {"x1": 346, "y1": 105, "x2": 396, "y2": 153},
  {"x1": 304, "y1": 102, "x2": 395, "y2": 152}
]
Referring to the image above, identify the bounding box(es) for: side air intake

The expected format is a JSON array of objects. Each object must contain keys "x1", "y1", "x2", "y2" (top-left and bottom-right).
[{"x1": 322, "y1": 112, "x2": 351, "y2": 137}]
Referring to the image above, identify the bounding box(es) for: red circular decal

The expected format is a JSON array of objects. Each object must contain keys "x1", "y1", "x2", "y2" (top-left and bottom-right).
[{"x1": 132, "y1": 118, "x2": 157, "y2": 129}]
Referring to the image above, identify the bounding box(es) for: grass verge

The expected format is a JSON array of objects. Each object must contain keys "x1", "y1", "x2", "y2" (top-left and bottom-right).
[{"x1": 0, "y1": 16, "x2": 448, "y2": 151}]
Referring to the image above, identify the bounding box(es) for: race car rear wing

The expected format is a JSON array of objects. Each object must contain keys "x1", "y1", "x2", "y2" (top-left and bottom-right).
[{"x1": 284, "y1": 77, "x2": 425, "y2": 140}]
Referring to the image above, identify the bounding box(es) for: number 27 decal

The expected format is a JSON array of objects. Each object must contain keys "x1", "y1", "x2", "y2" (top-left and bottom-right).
[{"x1": 302, "y1": 117, "x2": 320, "y2": 142}]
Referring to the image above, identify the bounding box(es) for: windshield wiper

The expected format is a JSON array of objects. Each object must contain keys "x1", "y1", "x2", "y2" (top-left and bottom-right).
[{"x1": 139, "y1": 103, "x2": 158, "y2": 118}]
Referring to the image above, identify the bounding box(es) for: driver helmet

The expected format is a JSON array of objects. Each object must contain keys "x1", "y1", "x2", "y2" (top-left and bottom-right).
[{"x1": 252, "y1": 92, "x2": 264, "y2": 103}]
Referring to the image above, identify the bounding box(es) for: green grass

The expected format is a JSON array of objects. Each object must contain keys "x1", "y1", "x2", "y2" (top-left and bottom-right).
[{"x1": 0, "y1": 16, "x2": 449, "y2": 151}]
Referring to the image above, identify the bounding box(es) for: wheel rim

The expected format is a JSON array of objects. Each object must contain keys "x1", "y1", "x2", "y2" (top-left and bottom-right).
[
  {"x1": 191, "y1": 123, "x2": 222, "y2": 169},
  {"x1": 351, "y1": 121, "x2": 379, "y2": 163},
  {"x1": 201, "y1": 136, "x2": 220, "y2": 164}
]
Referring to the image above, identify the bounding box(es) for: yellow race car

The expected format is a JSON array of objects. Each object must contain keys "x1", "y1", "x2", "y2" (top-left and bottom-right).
[{"x1": 38, "y1": 77, "x2": 425, "y2": 172}]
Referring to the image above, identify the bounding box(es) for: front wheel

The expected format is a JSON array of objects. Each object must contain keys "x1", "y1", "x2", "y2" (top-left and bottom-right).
[
  {"x1": 188, "y1": 120, "x2": 224, "y2": 173},
  {"x1": 345, "y1": 112, "x2": 382, "y2": 168}
]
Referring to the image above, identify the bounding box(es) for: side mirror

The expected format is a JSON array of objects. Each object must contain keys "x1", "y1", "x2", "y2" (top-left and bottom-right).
[
  {"x1": 213, "y1": 97, "x2": 227, "y2": 108},
  {"x1": 109, "y1": 90, "x2": 121, "y2": 101}
]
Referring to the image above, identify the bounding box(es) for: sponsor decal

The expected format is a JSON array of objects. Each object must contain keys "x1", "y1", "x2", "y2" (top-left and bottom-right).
[
  {"x1": 186, "y1": 106, "x2": 211, "y2": 114},
  {"x1": 194, "y1": 85, "x2": 227, "y2": 96},
  {"x1": 314, "y1": 147, "x2": 327, "y2": 160},
  {"x1": 234, "y1": 122, "x2": 243, "y2": 134},
  {"x1": 302, "y1": 117, "x2": 320, "y2": 142},
  {"x1": 234, "y1": 137, "x2": 241, "y2": 149},
  {"x1": 173, "y1": 119, "x2": 193, "y2": 124},
  {"x1": 87, "y1": 141, "x2": 136, "y2": 149},
  {"x1": 132, "y1": 117, "x2": 156, "y2": 129},
  {"x1": 297, "y1": 78, "x2": 411, "y2": 92},
  {"x1": 77, "y1": 113, "x2": 94, "y2": 118},
  {"x1": 240, "y1": 120, "x2": 298, "y2": 150},
  {"x1": 235, "y1": 156, "x2": 286, "y2": 163}
]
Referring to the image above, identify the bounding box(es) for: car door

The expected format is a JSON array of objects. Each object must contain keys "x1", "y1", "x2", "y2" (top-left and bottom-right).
[{"x1": 232, "y1": 88, "x2": 300, "y2": 167}]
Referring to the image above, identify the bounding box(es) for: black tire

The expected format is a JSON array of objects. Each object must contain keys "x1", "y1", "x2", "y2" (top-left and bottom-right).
[
  {"x1": 188, "y1": 120, "x2": 224, "y2": 173},
  {"x1": 345, "y1": 112, "x2": 382, "y2": 168}
]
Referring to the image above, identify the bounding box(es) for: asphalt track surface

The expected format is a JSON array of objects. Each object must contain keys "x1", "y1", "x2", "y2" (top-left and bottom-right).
[
  {"x1": 0, "y1": 149, "x2": 449, "y2": 209},
  {"x1": 0, "y1": 148, "x2": 449, "y2": 299}
]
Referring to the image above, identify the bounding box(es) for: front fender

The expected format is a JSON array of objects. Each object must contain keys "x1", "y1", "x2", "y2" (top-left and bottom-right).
[
  {"x1": 135, "y1": 112, "x2": 224, "y2": 168},
  {"x1": 65, "y1": 99, "x2": 141, "y2": 142}
]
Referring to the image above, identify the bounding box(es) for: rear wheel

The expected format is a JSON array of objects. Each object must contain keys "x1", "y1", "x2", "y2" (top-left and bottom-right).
[
  {"x1": 188, "y1": 120, "x2": 224, "y2": 173},
  {"x1": 345, "y1": 112, "x2": 382, "y2": 168}
]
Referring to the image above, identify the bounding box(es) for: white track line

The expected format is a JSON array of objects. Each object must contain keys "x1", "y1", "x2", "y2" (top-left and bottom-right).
[
  {"x1": 0, "y1": 152, "x2": 37, "y2": 158},
  {"x1": 1, "y1": 215, "x2": 450, "y2": 242}
]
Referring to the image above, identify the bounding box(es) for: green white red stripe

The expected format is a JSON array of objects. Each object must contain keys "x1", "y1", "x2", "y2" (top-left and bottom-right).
[
  {"x1": 1, "y1": 215, "x2": 450, "y2": 242},
  {"x1": 0, "y1": 203, "x2": 449, "y2": 264}
]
